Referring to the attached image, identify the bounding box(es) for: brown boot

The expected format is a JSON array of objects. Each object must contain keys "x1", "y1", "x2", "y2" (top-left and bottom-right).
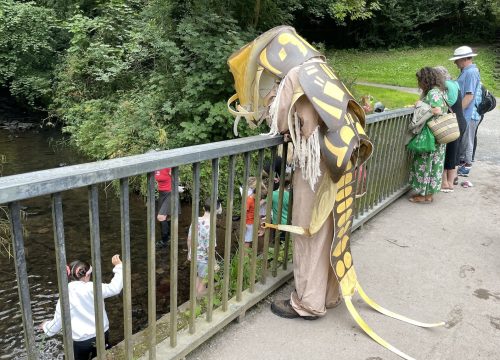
[{"x1": 270, "y1": 300, "x2": 318, "y2": 320}]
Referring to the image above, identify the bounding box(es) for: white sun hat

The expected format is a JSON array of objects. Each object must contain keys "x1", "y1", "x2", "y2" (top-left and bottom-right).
[{"x1": 449, "y1": 46, "x2": 478, "y2": 61}]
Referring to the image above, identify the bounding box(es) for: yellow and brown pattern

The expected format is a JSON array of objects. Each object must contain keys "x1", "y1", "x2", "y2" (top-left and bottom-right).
[
  {"x1": 227, "y1": 26, "x2": 444, "y2": 360},
  {"x1": 299, "y1": 63, "x2": 372, "y2": 182},
  {"x1": 258, "y1": 28, "x2": 323, "y2": 78}
]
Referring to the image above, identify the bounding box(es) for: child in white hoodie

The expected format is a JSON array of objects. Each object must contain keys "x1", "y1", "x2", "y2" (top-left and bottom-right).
[{"x1": 41, "y1": 254, "x2": 123, "y2": 360}]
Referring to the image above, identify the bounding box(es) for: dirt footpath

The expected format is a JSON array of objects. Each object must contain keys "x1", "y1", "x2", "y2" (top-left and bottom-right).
[{"x1": 187, "y1": 107, "x2": 500, "y2": 360}]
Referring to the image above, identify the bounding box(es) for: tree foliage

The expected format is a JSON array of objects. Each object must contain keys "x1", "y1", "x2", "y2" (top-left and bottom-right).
[
  {"x1": 0, "y1": 0, "x2": 63, "y2": 106},
  {"x1": 317, "y1": 0, "x2": 499, "y2": 48},
  {"x1": 0, "y1": 0, "x2": 498, "y2": 160}
]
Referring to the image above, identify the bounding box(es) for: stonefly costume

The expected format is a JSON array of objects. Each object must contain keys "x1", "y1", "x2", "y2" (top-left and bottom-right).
[{"x1": 227, "y1": 26, "x2": 443, "y2": 360}]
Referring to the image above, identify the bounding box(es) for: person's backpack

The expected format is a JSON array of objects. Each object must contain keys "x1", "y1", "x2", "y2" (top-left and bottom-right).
[{"x1": 476, "y1": 84, "x2": 496, "y2": 116}]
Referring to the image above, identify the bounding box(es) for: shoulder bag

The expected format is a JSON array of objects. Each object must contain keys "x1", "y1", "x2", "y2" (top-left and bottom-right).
[
  {"x1": 409, "y1": 101, "x2": 434, "y2": 135},
  {"x1": 407, "y1": 124, "x2": 436, "y2": 154},
  {"x1": 427, "y1": 93, "x2": 460, "y2": 144}
]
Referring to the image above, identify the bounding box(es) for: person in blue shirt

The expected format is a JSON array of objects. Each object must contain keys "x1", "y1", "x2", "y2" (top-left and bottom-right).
[{"x1": 450, "y1": 46, "x2": 481, "y2": 177}]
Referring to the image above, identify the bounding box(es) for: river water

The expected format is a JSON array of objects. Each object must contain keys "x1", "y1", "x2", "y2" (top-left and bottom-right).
[{"x1": 0, "y1": 124, "x2": 198, "y2": 359}]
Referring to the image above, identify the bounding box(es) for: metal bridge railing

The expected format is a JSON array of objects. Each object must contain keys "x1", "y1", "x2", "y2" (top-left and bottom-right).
[{"x1": 0, "y1": 107, "x2": 413, "y2": 360}]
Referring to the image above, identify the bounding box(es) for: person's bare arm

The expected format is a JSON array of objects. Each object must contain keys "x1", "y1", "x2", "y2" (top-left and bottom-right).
[
  {"x1": 431, "y1": 106, "x2": 442, "y2": 115},
  {"x1": 462, "y1": 93, "x2": 474, "y2": 110}
]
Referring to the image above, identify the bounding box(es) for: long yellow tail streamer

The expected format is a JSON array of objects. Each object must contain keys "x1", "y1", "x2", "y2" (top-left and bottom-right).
[
  {"x1": 357, "y1": 285, "x2": 445, "y2": 328},
  {"x1": 344, "y1": 296, "x2": 416, "y2": 360},
  {"x1": 330, "y1": 165, "x2": 444, "y2": 360}
]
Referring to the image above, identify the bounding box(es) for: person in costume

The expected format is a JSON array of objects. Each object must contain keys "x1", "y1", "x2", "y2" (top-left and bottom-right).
[{"x1": 227, "y1": 26, "x2": 443, "y2": 360}]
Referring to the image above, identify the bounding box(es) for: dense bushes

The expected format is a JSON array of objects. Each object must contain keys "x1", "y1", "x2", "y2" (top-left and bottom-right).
[
  {"x1": 1, "y1": 0, "x2": 498, "y2": 157},
  {"x1": 0, "y1": 1, "x2": 63, "y2": 106},
  {"x1": 298, "y1": 0, "x2": 499, "y2": 48},
  {"x1": 52, "y1": 2, "x2": 260, "y2": 160}
]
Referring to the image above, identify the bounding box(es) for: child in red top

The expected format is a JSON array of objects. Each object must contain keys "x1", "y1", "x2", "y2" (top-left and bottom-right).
[
  {"x1": 155, "y1": 168, "x2": 172, "y2": 192},
  {"x1": 155, "y1": 168, "x2": 175, "y2": 247}
]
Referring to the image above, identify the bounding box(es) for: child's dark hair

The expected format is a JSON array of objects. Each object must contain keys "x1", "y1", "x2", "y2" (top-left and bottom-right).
[
  {"x1": 68, "y1": 260, "x2": 91, "y2": 281},
  {"x1": 203, "y1": 197, "x2": 221, "y2": 212}
]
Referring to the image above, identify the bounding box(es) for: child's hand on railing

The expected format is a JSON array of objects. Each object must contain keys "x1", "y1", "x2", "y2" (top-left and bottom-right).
[
  {"x1": 112, "y1": 255, "x2": 122, "y2": 266},
  {"x1": 39, "y1": 320, "x2": 48, "y2": 331}
]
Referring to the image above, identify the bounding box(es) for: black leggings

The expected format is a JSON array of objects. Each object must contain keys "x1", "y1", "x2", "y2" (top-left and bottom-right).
[
  {"x1": 472, "y1": 115, "x2": 484, "y2": 161},
  {"x1": 73, "y1": 331, "x2": 109, "y2": 360}
]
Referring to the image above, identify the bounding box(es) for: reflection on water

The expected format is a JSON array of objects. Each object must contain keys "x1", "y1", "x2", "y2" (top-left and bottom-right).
[{"x1": 0, "y1": 127, "x2": 198, "y2": 359}]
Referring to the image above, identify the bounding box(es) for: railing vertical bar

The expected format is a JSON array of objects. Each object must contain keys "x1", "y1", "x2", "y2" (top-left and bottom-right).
[
  {"x1": 51, "y1": 193, "x2": 74, "y2": 360},
  {"x1": 222, "y1": 155, "x2": 235, "y2": 311},
  {"x1": 382, "y1": 117, "x2": 398, "y2": 198},
  {"x1": 403, "y1": 114, "x2": 413, "y2": 186},
  {"x1": 356, "y1": 124, "x2": 371, "y2": 217},
  {"x1": 88, "y1": 185, "x2": 105, "y2": 359},
  {"x1": 368, "y1": 121, "x2": 387, "y2": 209},
  {"x1": 388, "y1": 117, "x2": 405, "y2": 195},
  {"x1": 237, "y1": 152, "x2": 250, "y2": 301},
  {"x1": 261, "y1": 148, "x2": 276, "y2": 283},
  {"x1": 146, "y1": 173, "x2": 156, "y2": 359},
  {"x1": 353, "y1": 153, "x2": 360, "y2": 219},
  {"x1": 391, "y1": 116, "x2": 407, "y2": 193},
  {"x1": 274, "y1": 142, "x2": 287, "y2": 274},
  {"x1": 207, "y1": 159, "x2": 219, "y2": 321},
  {"x1": 361, "y1": 122, "x2": 379, "y2": 213},
  {"x1": 359, "y1": 124, "x2": 376, "y2": 216},
  {"x1": 170, "y1": 167, "x2": 179, "y2": 347},
  {"x1": 375, "y1": 118, "x2": 392, "y2": 203},
  {"x1": 283, "y1": 166, "x2": 293, "y2": 268},
  {"x1": 8, "y1": 201, "x2": 37, "y2": 360},
  {"x1": 189, "y1": 162, "x2": 200, "y2": 333},
  {"x1": 398, "y1": 115, "x2": 412, "y2": 188},
  {"x1": 119, "y1": 179, "x2": 133, "y2": 360},
  {"x1": 249, "y1": 150, "x2": 264, "y2": 292}
]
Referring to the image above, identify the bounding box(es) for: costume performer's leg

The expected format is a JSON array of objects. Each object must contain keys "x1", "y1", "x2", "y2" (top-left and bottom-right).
[{"x1": 290, "y1": 164, "x2": 340, "y2": 317}]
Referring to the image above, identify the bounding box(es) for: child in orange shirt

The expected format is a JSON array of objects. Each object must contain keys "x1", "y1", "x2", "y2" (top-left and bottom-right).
[
  {"x1": 244, "y1": 177, "x2": 267, "y2": 247},
  {"x1": 244, "y1": 177, "x2": 257, "y2": 248}
]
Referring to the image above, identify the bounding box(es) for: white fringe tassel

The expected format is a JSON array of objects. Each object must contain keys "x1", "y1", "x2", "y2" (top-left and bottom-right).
[
  {"x1": 266, "y1": 77, "x2": 287, "y2": 136},
  {"x1": 265, "y1": 67, "x2": 321, "y2": 191},
  {"x1": 293, "y1": 125, "x2": 321, "y2": 191}
]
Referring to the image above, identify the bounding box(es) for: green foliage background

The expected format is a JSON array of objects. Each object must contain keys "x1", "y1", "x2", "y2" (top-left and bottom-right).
[{"x1": 0, "y1": 0, "x2": 498, "y2": 196}]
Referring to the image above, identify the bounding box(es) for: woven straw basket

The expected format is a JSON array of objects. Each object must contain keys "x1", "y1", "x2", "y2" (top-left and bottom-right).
[{"x1": 427, "y1": 113, "x2": 460, "y2": 144}]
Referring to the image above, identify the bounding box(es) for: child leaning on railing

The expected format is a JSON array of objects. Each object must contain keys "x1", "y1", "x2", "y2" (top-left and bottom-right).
[{"x1": 41, "y1": 255, "x2": 123, "y2": 360}]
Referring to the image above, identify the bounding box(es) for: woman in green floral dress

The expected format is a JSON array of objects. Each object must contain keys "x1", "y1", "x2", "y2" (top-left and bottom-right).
[{"x1": 409, "y1": 67, "x2": 448, "y2": 203}]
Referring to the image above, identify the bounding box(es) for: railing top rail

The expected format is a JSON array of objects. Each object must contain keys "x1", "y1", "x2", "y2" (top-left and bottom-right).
[
  {"x1": 365, "y1": 107, "x2": 414, "y2": 124},
  {"x1": 0, "y1": 134, "x2": 283, "y2": 204},
  {"x1": 0, "y1": 108, "x2": 414, "y2": 204}
]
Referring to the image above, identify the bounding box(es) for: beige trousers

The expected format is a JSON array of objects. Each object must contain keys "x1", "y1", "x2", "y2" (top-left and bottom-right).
[{"x1": 290, "y1": 164, "x2": 341, "y2": 317}]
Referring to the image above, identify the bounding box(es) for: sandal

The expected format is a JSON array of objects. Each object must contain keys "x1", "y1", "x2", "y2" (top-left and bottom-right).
[
  {"x1": 461, "y1": 181, "x2": 473, "y2": 188},
  {"x1": 409, "y1": 195, "x2": 430, "y2": 203}
]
